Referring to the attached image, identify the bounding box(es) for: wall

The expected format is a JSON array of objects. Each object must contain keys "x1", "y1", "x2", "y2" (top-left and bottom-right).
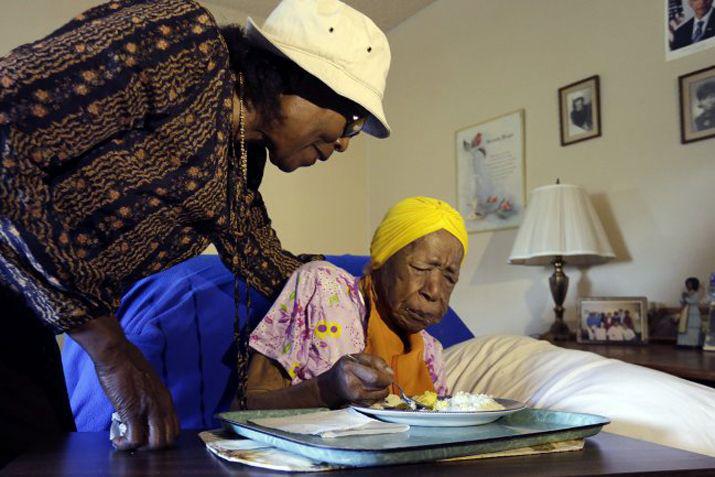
[
  {"x1": 0, "y1": 1, "x2": 370, "y2": 256},
  {"x1": 258, "y1": 138, "x2": 369, "y2": 255},
  {"x1": 369, "y1": 0, "x2": 715, "y2": 336}
]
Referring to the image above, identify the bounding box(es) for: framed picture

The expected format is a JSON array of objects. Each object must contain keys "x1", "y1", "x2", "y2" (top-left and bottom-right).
[
  {"x1": 577, "y1": 297, "x2": 648, "y2": 344},
  {"x1": 647, "y1": 306, "x2": 680, "y2": 343},
  {"x1": 666, "y1": 0, "x2": 715, "y2": 61},
  {"x1": 679, "y1": 65, "x2": 715, "y2": 144},
  {"x1": 558, "y1": 75, "x2": 601, "y2": 146},
  {"x1": 647, "y1": 305, "x2": 710, "y2": 343},
  {"x1": 455, "y1": 109, "x2": 525, "y2": 233}
]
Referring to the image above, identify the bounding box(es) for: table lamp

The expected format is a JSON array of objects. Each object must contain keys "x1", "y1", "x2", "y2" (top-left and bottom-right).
[{"x1": 508, "y1": 181, "x2": 615, "y2": 341}]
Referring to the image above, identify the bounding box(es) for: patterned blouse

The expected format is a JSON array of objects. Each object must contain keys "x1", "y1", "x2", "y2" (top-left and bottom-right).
[
  {"x1": 249, "y1": 261, "x2": 448, "y2": 396},
  {"x1": 0, "y1": 0, "x2": 313, "y2": 332}
]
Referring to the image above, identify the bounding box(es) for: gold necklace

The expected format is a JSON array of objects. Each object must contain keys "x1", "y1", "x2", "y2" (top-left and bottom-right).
[
  {"x1": 233, "y1": 71, "x2": 251, "y2": 410},
  {"x1": 237, "y1": 72, "x2": 248, "y2": 182}
]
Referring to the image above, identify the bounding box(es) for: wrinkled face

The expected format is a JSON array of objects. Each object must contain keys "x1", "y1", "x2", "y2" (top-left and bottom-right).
[
  {"x1": 690, "y1": 0, "x2": 713, "y2": 18},
  {"x1": 259, "y1": 76, "x2": 365, "y2": 172},
  {"x1": 373, "y1": 229, "x2": 464, "y2": 337}
]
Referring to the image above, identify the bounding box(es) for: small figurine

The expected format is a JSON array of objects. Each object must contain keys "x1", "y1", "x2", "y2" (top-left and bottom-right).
[{"x1": 676, "y1": 277, "x2": 704, "y2": 347}]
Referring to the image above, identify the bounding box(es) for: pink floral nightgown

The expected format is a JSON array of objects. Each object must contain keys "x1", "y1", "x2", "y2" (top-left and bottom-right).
[{"x1": 249, "y1": 261, "x2": 448, "y2": 395}]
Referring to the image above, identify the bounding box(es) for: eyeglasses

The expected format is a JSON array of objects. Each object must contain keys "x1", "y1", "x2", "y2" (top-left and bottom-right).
[{"x1": 341, "y1": 115, "x2": 367, "y2": 138}]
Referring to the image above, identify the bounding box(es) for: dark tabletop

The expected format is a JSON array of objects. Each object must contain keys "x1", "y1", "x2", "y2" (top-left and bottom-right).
[
  {"x1": 2, "y1": 431, "x2": 715, "y2": 476},
  {"x1": 554, "y1": 342, "x2": 715, "y2": 385}
]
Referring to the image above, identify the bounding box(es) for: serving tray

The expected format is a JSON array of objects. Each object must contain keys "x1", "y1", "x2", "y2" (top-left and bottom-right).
[{"x1": 217, "y1": 407, "x2": 609, "y2": 467}]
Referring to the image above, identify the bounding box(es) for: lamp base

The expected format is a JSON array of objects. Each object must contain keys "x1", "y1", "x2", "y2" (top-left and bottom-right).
[
  {"x1": 541, "y1": 256, "x2": 576, "y2": 342},
  {"x1": 539, "y1": 320, "x2": 575, "y2": 342}
]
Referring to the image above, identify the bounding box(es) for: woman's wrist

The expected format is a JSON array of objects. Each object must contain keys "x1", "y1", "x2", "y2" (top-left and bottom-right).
[
  {"x1": 67, "y1": 315, "x2": 130, "y2": 366},
  {"x1": 245, "y1": 374, "x2": 343, "y2": 410},
  {"x1": 315, "y1": 370, "x2": 343, "y2": 408}
]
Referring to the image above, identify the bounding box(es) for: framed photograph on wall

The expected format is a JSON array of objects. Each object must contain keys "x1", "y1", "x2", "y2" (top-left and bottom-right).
[
  {"x1": 679, "y1": 65, "x2": 715, "y2": 144},
  {"x1": 558, "y1": 75, "x2": 601, "y2": 146},
  {"x1": 577, "y1": 297, "x2": 648, "y2": 345},
  {"x1": 666, "y1": 0, "x2": 715, "y2": 61},
  {"x1": 455, "y1": 109, "x2": 525, "y2": 233}
]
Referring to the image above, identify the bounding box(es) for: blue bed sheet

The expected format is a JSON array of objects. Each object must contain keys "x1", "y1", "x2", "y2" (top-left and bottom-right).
[{"x1": 62, "y1": 255, "x2": 473, "y2": 431}]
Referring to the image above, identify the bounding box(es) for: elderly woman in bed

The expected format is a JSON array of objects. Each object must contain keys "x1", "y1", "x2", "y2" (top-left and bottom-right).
[{"x1": 243, "y1": 197, "x2": 468, "y2": 409}]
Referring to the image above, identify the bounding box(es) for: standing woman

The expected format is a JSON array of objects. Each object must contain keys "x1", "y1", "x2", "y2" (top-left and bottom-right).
[{"x1": 0, "y1": 0, "x2": 390, "y2": 461}]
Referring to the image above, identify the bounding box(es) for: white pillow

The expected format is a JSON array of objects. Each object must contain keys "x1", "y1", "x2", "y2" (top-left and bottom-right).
[{"x1": 444, "y1": 335, "x2": 715, "y2": 457}]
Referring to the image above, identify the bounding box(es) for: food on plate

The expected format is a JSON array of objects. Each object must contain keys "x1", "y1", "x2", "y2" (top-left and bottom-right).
[
  {"x1": 370, "y1": 391, "x2": 505, "y2": 412},
  {"x1": 412, "y1": 390, "x2": 438, "y2": 408},
  {"x1": 432, "y1": 392, "x2": 505, "y2": 412},
  {"x1": 384, "y1": 393, "x2": 408, "y2": 409},
  {"x1": 370, "y1": 393, "x2": 412, "y2": 410}
]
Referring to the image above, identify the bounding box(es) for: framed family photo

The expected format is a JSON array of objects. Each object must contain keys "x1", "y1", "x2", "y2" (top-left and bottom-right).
[
  {"x1": 679, "y1": 65, "x2": 715, "y2": 144},
  {"x1": 455, "y1": 109, "x2": 525, "y2": 233},
  {"x1": 578, "y1": 297, "x2": 648, "y2": 345},
  {"x1": 666, "y1": 0, "x2": 715, "y2": 61},
  {"x1": 558, "y1": 75, "x2": 601, "y2": 146}
]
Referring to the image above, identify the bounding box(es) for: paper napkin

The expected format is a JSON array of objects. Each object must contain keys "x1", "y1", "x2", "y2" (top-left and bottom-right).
[{"x1": 249, "y1": 408, "x2": 409, "y2": 438}]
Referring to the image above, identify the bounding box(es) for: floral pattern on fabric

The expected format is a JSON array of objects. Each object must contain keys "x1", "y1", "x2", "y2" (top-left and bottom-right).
[{"x1": 249, "y1": 261, "x2": 448, "y2": 395}]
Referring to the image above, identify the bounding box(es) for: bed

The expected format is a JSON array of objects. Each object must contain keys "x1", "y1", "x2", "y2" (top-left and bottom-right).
[{"x1": 62, "y1": 255, "x2": 715, "y2": 457}]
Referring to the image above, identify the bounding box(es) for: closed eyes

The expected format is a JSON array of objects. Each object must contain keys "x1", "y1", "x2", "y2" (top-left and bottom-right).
[{"x1": 410, "y1": 264, "x2": 458, "y2": 285}]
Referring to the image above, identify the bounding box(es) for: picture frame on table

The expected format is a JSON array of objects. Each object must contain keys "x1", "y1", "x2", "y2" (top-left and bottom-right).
[
  {"x1": 679, "y1": 65, "x2": 715, "y2": 144},
  {"x1": 647, "y1": 306, "x2": 680, "y2": 343},
  {"x1": 558, "y1": 75, "x2": 601, "y2": 146},
  {"x1": 455, "y1": 109, "x2": 526, "y2": 234},
  {"x1": 578, "y1": 296, "x2": 648, "y2": 344},
  {"x1": 648, "y1": 305, "x2": 710, "y2": 343}
]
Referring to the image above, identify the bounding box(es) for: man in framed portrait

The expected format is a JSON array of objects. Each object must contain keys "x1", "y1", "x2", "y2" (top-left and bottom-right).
[
  {"x1": 694, "y1": 80, "x2": 715, "y2": 131},
  {"x1": 671, "y1": 0, "x2": 715, "y2": 50},
  {"x1": 570, "y1": 96, "x2": 592, "y2": 131}
]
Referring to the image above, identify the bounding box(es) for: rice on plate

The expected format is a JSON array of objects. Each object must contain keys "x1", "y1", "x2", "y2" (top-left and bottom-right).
[
  {"x1": 433, "y1": 392, "x2": 505, "y2": 412},
  {"x1": 374, "y1": 391, "x2": 505, "y2": 412}
]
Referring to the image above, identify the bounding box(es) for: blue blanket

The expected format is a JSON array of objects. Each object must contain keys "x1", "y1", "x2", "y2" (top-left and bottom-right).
[{"x1": 62, "y1": 255, "x2": 473, "y2": 431}]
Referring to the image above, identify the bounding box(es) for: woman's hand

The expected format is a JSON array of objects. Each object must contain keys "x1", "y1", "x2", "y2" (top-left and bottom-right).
[
  {"x1": 318, "y1": 353, "x2": 393, "y2": 407},
  {"x1": 68, "y1": 315, "x2": 179, "y2": 451},
  {"x1": 95, "y1": 342, "x2": 180, "y2": 450}
]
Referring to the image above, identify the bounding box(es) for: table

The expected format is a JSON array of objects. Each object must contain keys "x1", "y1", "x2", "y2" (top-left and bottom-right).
[
  {"x1": 553, "y1": 342, "x2": 715, "y2": 386},
  {"x1": 2, "y1": 431, "x2": 715, "y2": 476}
]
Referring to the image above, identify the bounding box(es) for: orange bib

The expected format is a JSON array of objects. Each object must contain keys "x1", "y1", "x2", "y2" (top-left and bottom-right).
[{"x1": 361, "y1": 275, "x2": 435, "y2": 396}]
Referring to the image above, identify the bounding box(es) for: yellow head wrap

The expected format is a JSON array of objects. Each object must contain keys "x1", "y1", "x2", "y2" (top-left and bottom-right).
[{"x1": 370, "y1": 196, "x2": 469, "y2": 269}]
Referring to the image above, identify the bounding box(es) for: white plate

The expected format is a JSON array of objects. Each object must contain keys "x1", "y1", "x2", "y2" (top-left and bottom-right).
[{"x1": 351, "y1": 398, "x2": 526, "y2": 427}]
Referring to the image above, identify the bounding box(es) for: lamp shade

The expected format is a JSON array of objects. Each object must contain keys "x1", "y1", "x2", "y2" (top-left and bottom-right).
[{"x1": 508, "y1": 184, "x2": 615, "y2": 266}]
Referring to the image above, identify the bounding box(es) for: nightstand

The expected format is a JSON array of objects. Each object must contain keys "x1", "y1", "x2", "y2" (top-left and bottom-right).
[{"x1": 552, "y1": 341, "x2": 715, "y2": 387}]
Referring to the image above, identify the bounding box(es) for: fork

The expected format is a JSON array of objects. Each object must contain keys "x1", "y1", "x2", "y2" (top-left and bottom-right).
[
  {"x1": 344, "y1": 354, "x2": 427, "y2": 410},
  {"x1": 393, "y1": 382, "x2": 428, "y2": 410}
]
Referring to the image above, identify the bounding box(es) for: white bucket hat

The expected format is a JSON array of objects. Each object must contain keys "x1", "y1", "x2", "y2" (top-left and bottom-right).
[{"x1": 246, "y1": 0, "x2": 391, "y2": 138}]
